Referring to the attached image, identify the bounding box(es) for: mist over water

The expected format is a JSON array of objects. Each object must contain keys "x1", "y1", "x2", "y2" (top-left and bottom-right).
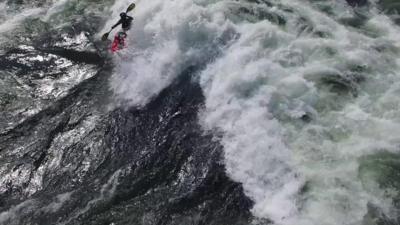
[{"x1": 110, "y1": 0, "x2": 400, "y2": 224}]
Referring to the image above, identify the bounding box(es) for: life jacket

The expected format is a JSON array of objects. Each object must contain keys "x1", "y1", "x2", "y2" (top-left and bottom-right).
[{"x1": 111, "y1": 32, "x2": 127, "y2": 52}]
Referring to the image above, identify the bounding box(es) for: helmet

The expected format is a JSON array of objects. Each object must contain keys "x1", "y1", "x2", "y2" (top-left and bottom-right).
[{"x1": 120, "y1": 12, "x2": 127, "y2": 18}]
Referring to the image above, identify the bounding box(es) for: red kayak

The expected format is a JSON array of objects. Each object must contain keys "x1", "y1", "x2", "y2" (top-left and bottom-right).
[{"x1": 111, "y1": 32, "x2": 127, "y2": 52}]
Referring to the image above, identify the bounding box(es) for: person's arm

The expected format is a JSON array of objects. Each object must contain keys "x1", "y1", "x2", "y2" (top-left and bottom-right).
[
  {"x1": 112, "y1": 19, "x2": 122, "y2": 29},
  {"x1": 127, "y1": 15, "x2": 133, "y2": 21}
]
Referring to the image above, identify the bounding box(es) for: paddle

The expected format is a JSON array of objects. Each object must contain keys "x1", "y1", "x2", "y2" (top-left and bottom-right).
[
  {"x1": 126, "y1": 3, "x2": 136, "y2": 12},
  {"x1": 101, "y1": 3, "x2": 136, "y2": 41}
]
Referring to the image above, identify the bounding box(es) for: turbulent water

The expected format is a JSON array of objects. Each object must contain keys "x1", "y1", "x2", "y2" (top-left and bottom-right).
[{"x1": 1, "y1": 0, "x2": 400, "y2": 225}]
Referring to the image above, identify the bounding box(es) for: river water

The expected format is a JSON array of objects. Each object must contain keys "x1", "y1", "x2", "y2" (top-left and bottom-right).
[{"x1": 1, "y1": 0, "x2": 400, "y2": 225}]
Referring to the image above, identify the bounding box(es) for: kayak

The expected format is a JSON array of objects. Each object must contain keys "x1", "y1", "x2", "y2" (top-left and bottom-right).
[{"x1": 111, "y1": 32, "x2": 127, "y2": 52}]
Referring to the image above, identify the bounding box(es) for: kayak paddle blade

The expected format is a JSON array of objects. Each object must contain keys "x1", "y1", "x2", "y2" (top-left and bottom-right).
[
  {"x1": 126, "y1": 3, "x2": 136, "y2": 12},
  {"x1": 101, "y1": 32, "x2": 110, "y2": 41}
]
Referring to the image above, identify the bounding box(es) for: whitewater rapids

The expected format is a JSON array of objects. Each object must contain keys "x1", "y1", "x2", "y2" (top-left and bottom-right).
[{"x1": 106, "y1": 0, "x2": 400, "y2": 224}]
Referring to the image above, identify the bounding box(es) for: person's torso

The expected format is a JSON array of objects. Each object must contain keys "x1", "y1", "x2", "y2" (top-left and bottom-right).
[{"x1": 121, "y1": 17, "x2": 133, "y2": 28}]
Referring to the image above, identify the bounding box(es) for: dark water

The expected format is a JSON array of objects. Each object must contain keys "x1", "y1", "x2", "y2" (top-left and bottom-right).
[{"x1": 0, "y1": 64, "x2": 252, "y2": 225}]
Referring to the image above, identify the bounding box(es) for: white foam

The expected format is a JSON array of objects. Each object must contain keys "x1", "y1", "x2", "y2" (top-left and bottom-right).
[
  {"x1": 199, "y1": 20, "x2": 304, "y2": 223},
  {"x1": 0, "y1": 200, "x2": 36, "y2": 224},
  {"x1": 0, "y1": 7, "x2": 43, "y2": 34},
  {"x1": 0, "y1": 0, "x2": 80, "y2": 48},
  {"x1": 108, "y1": 0, "x2": 233, "y2": 106},
  {"x1": 41, "y1": 0, "x2": 70, "y2": 22},
  {"x1": 60, "y1": 170, "x2": 121, "y2": 225},
  {"x1": 41, "y1": 192, "x2": 73, "y2": 213}
]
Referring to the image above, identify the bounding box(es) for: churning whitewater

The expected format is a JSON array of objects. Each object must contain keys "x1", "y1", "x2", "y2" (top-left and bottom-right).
[{"x1": 108, "y1": 0, "x2": 400, "y2": 224}]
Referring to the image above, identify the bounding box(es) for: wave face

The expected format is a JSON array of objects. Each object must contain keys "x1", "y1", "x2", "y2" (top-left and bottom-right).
[{"x1": 109, "y1": 0, "x2": 400, "y2": 224}]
